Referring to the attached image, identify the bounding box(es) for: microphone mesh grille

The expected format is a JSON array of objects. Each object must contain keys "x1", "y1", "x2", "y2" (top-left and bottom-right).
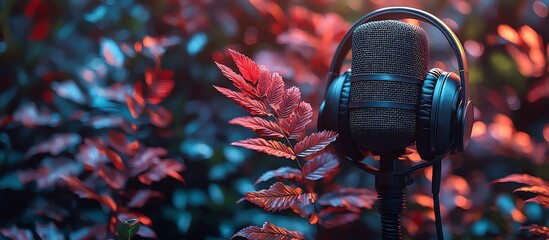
[
  {"x1": 351, "y1": 20, "x2": 428, "y2": 79},
  {"x1": 350, "y1": 20, "x2": 428, "y2": 152},
  {"x1": 350, "y1": 81, "x2": 420, "y2": 103}
]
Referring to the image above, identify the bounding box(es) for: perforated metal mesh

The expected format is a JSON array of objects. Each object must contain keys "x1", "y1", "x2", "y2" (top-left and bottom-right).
[
  {"x1": 351, "y1": 20, "x2": 429, "y2": 79},
  {"x1": 350, "y1": 20, "x2": 428, "y2": 151},
  {"x1": 350, "y1": 81, "x2": 420, "y2": 103}
]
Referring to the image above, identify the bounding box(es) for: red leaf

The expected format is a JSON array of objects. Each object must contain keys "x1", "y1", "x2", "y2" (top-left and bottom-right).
[
  {"x1": 514, "y1": 186, "x2": 549, "y2": 196},
  {"x1": 277, "y1": 29, "x2": 316, "y2": 49},
  {"x1": 523, "y1": 224, "x2": 549, "y2": 236},
  {"x1": 0, "y1": 116, "x2": 13, "y2": 127},
  {"x1": 214, "y1": 86, "x2": 271, "y2": 116},
  {"x1": 18, "y1": 157, "x2": 82, "y2": 190},
  {"x1": 25, "y1": 133, "x2": 81, "y2": 159},
  {"x1": 255, "y1": 167, "x2": 303, "y2": 185},
  {"x1": 525, "y1": 195, "x2": 549, "y2": 207},
  {"x1": 318, "y1": 188, "x2": 376, "y2": 210},
  {"x1": 24, "y1": 0, "x2": 42, "y2": 17},
  {"x1": 216, "y1": 62, "x2": 258, "y2": 98},
  {"x1": 138, "y1": 159, "x2": 185, "y2": 185},
  {"x1": 294, "y1": 131, "x2": 338, "y2": 157},
  {"x1": 266, "y1": 72, "x2": 285, "y2": 107},
  {"x1": 125, "y1": 94, "x2": 137, "y2": 117},
  {"x1": 109, "y1": 216, "x2": 116, "y2": 232},
  {"x1": 126, "y1": 95, "x2": 141, "y2": 119},
  {"x1": 232, "y1": 222, "x2": 304, "y2": 240},
  {"x1": 128, "y1": 140, "x2": 140, "y2": 153},
  {"x1": 98, "y1": 165, "x2": 125, "y2": 190},
  {"x1": 239, "y1": 182, "x2": 303, "y2": 211},
  {"x1": 278, "y1": 87, "x2": 301, "y2": 119},
  {"x1": 302, "y1": 152, "x2": 339, "y2": 181},
  {"x1": 166, "y1": 169, "x2": 186, "y2": 183},
  {"x1": 494, "y1": 174, "x2": 549, "y2": 208},
  {"x1": 228, "y1": 49, "x2": 260, "y2": 84},
  {"x1": 100, "y1": 194, "x2": 117, "y2": 211},
  {"x1": 257, "y1": 65, "x2": 272, "y2": 97},
  {"x1": 493, "y1": 174, "x2": 549, "y2": 187},
  {"x1": 229, "y1": 116, "x2": 284, "y2": 138},
  {"x1": 129, "y1": 147, "x2": 168, "y2": 176},
  {"x1": 290, "y1": 201, "x2": 316, "y2": 218},
  {"x1": 0, "y1": 226, "x2": 33, "y2": 240},
  {"x1": 318, "y1": 207, "x2": 361, "y2": 229},
  {"x1": 148, "y1": 106, "x2": 173, "y2": 128},
  {"x1": 102, "y1": 148, "x2": 125, "y2": 172},
  {"x1": 108, "y1": 131, "x2": 138, "y2": 156},
  {"x1": 299, "y1": 192, "x2": 317, "y2": 205},
  {"x1": 280, "y1": 101, "x2": 313, "y2": 139},
  {"x1": 76, "y1": 139, "x2": 107, "y2": 168},
  {"x1": 61, "y1": 176, "x2": 100, "y2": 200},
  {"x1": 309, "y1": 213, "x2": 320, "y2": 224},
  {"x1": 232, "y1": 138, "x2": 295, "y2": 160},
  {"x1": 527, "y1": 77, "x2": 549, "y2": 102},
  {"x1": 134, "y1": 81, "x2": 145, "y2": 108},
  {"x1": 127, "y1": 190, "x2": 163, "y2": 208},
  {"x1": 126, "y1": 82, "x2": 146, "y2": 119},
  {"x1": 30, "y1": 20, "x2": 50, "y2": 40},
  {"x1": 145, "y1": 68, "x2": 174, "y2": 104},
  {"x1": 13, "y1": 102, "x2": 60, "y2": 127}
]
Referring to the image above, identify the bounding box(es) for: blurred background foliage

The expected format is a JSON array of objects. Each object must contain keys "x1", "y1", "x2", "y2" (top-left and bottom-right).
[{"x1": 0, "y1": 0, "x2": 548, "y2": 239}]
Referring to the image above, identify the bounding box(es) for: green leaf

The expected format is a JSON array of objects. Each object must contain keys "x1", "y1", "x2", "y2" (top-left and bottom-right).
[{"x1": 116, "y1": 218, "x2": 141, "y2": 240}]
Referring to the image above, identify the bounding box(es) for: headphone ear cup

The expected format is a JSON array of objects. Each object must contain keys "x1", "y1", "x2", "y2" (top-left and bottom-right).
[
  {"x1": 457, "y1": 100, "x2": 474, "y2": 152},
  {"x1": 318, "y1": 73, "x2": 346, "y2": 133},
  {"x1": 417, "y1": 68, "x2": 442, "y2": 160},
  {"x1": 318, "y1": 70, "x2": 363, "y2": 161}
]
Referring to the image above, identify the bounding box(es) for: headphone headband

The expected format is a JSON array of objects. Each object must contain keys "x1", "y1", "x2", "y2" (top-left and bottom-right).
[{"x1": 328, "y1": 6, "x2": 469, "y2": 102}]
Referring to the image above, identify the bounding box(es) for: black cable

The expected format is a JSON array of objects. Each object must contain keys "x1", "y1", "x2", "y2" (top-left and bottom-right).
[
  {"x1": 432, "y1": 160, "x2": 444, "y2": 240},
  {"x1": 397, "y1": 145, "x2": 452, "y2": 176}
]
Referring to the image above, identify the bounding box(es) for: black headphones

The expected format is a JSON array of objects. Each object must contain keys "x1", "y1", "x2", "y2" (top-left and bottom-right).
[{"x1": 318, "y1": 7, "x2": 474, "y2": 172}]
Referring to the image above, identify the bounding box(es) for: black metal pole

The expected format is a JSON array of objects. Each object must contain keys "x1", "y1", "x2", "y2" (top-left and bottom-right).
[{"x1": 375, "y1": 153, "x2": 408, "y2": 240}]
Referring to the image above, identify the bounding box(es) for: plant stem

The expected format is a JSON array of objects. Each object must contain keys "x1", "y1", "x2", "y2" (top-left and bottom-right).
[{"x1": 270, "y1": 111, "x2": 313, "y2": 193}]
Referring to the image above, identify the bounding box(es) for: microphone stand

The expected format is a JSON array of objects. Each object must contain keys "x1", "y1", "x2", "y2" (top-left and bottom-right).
[
  {"x1": 375, "y1": 152, "x2": 410, "y2": 240},
  {"x1": 351, "y1": 148, "x2": 452, "y2": 239}
]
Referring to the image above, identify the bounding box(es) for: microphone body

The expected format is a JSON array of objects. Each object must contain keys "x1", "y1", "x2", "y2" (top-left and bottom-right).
[
  {"x1": 350, "y1": 20, "x2": 429, "y2": 239},
  {"x1": 350, "y1": 20, "x2": 428, "y2": 154}
]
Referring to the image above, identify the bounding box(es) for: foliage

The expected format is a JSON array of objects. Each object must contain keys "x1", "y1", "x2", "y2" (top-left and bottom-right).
[
  {"x1": 215, "y1": 50, "x2": 376, "y2": 238},
  {"x1": 116, "y1": 219, "x2": 141, "y2": 240},
  {"x1": 1, "y1": 0, "x2": 549, "y2": 239},
  {"x1": 495, "y1": 174, "x2": 549, "y2": 238},
  {"x1": 233, "y1": 222, "x2": 305, "y2": 240},
  {"x1": 0, "y1": 31, "x2": 182, "y2": 238},
  {"x1": 0, "y1": 1, "x2": 185, "y2": 238}
]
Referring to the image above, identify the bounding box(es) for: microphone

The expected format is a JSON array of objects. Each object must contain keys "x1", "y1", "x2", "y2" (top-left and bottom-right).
[
  {"x1": 350, "y1": 20, "x2": 429, "y2": 239},
  {"x1": 350, "y1": 20, "x2": 428, "y2": 154},
  {"x1": 319, "y1": 8, "x2": 472, "y2": 238}
]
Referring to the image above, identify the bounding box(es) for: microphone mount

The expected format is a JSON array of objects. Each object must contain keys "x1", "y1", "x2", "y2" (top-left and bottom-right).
[
  {"x1": 376, "y1": 151, "x2": 413, "y2": 240},
  {"x1": 348, "y1": 147, "x2": 452, "y2": 240}
]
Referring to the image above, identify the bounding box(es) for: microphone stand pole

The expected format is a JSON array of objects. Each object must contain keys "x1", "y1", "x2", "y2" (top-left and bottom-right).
[{"x1": 376, "y1": 152, "x2": 409, "y2": 240}]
